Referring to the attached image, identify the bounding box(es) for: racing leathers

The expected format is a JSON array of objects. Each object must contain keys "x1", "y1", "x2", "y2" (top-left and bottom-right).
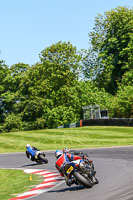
[
  {"x1": 26, "y1": 146, "x2": 38, "y2": 161},
  {"x1": 55, "y1": 153, "x2": 81, "y2": 186}
]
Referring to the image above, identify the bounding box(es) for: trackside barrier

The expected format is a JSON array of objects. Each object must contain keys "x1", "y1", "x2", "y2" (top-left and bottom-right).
[
  {"x1": 80, "y1": 120, "x2": 83, "y2": 127},
  {"x1": 57, "y1": 118, "x2": 133, "y2": 128},
  {"x1": 57, "y1": 125, "x2": 64, "y2": 128},
  {"x1": 57, "y1": 121, "x2": 81, "y2": 129},
  {"x1": 82, "y1": 118, "x2": 133, "y2": 127},
  {"x1": 69, "y1": 123, "x2": 77, "y2": 128}
]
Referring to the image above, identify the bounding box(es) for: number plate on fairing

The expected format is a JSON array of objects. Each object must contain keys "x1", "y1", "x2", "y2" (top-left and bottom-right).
[{"x1": 66, "y1": 166, "x2": 74, "y2": 174}]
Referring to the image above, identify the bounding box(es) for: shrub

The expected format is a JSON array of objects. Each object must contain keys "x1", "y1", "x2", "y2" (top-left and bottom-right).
[{"x1": 3, "y1": 113, "x2": 22, "y2": 132}]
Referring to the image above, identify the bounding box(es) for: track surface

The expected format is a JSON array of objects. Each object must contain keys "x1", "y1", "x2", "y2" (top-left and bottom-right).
[{"x1": 1, "y1": 146, "x2": 133, "y2": 200}]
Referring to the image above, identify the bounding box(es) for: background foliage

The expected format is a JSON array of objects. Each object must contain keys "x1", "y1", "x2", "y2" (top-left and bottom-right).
[{"x1": 0, "y1": 6, "x2": 133, "y2": 132}]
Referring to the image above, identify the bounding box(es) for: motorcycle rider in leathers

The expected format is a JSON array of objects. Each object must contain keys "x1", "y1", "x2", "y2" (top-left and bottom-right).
[
  {"x1": 55, "y1": 150, "x2": 82, "y2": 186},
  {"x1": 26, "y1": 144, "x2": 45, "y2": 162}
]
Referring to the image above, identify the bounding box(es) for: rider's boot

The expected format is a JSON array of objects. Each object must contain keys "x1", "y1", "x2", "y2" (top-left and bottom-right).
[
  {"x1": 66, "y1": 178, "x2": 77, "y2": 186},
  {"x1": 66, "y1": 178, "x2": 73, "y2": 186},
  {"x1": 91, "y1": 170, "x2": 96, "y2": 176}
]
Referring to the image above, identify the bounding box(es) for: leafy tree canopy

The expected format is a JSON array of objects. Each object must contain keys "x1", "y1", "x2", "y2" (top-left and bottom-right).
[
  {"x1": 83, "y1": 6, "x2": 133, "y2": 94},
  {"x1": 13, "y1": 42, "x2": 82, "y2": 125},
  {"x1": 40, "y1": 41, "x2": 82, "y2": 76}
]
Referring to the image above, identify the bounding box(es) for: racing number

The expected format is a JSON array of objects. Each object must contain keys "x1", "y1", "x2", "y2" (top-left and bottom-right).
[{"x1": 66, "y1": 165, "x2": 74, "y2": 174}]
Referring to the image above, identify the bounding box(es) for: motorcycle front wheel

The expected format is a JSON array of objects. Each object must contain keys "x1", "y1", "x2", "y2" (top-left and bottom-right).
[{"x1": 73, "y1": 171, "x2": 93, "y2": 188}]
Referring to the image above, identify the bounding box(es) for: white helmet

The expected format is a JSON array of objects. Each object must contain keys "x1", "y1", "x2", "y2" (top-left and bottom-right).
[
  {"x1": 26, "y1": 144, "x2": 30, "y2": 148},
  {"x1": 55, "y1": 150, "x2": 63, "y2": 159}
]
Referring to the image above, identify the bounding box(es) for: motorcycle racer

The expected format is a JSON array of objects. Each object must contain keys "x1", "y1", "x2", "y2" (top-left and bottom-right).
[
  {"x1": 55, "y1": 150, "x2": 82, "y2": 186},
  {"x1": 26, "y1": 144, "x2": 46, "y2": 162},
  {"x1": 62, "y1": 148, "x2": 98, "y2": 184}
]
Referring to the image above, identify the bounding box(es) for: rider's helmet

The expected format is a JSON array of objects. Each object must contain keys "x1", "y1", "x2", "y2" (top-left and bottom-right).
[
  {"x1": 26, "y1": 144, "x2": 30, "y2": 148},
  {"x1": 63, "y1": 147, "x2": 70, "y2": 153},
  {"x1": 55, "y1": 150, "x2": 63, "y2": 159}
]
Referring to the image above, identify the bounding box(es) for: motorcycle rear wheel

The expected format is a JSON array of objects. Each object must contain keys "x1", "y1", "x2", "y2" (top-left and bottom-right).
[
  {"x1": 38, "y1": 155, "x2": 48, "y2": 164},
  {"x1": 73, "y1": 171, "x2": 93, "y2": 188}
]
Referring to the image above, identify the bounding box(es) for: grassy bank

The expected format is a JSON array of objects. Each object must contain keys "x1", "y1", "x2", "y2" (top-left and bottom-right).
[
  {"x1": 0, "y1": 169, "x2": 43, "y2": 200},
  {"x1": 0, "y1": 126, "x2": 133, "y2": 153}
]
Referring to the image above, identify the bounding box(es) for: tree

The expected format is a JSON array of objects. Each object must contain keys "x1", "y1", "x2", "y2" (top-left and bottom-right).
[
  {"x1": 109, "y1": 70, "x2": 133, "y2": 118},
  {"x1": 3, "y1": 113, "x2": 22, "y2": 132},
  {"x1": 83, "y1": 6, "x2": 133, "y2": 94},
  {"x1": 39, "y1": 41, "x2": 82, "y2": 88},
  {"x1": 14, "y1": 42, "x2": 82, "y2": 127},
  {"x1": 0, "y1": 60, "x2": 9, "y2": 122},
  {"x1": 1, "y1": 63, "x2": 29, "y2": 115},
  {"x1": 112, "y1": 85, "x2": 133, "y2": 118},
  {"x1": 78, "y1": 81, "x2": 113, "y2": 116},
  {"x1": 119, "y1": 69, "x2": 133, "y2": 87},
  {"x1": 5, "y1": 63, "x2": 29, "y2": 92}
]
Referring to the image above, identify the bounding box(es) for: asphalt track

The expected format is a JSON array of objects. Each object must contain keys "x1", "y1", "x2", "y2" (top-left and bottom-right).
[{"x1": 1, "y1": 146, "x2": 133, "y2": 200}]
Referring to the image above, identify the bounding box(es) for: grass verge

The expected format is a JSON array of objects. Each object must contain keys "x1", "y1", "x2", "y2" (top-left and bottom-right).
[
  {"x1": 0, "y1": 169, "x2": 43, "y2": 200},
  {"x1": 0, "y1": 126, "x2": 133, "y2": 153}
]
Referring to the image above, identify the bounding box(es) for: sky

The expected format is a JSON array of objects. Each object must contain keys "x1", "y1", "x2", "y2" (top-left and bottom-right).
[{"x1": 0, "y1": 0, "x2": 132, "y2": 67}]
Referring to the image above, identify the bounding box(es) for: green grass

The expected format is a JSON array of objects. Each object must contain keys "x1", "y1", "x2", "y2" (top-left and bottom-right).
[
  {"x1": 0, "y1": 169, "x2": 43, "y2": 200},
  {"x1": 0, "y1": 126, "x2": 133, "y2": 153}
]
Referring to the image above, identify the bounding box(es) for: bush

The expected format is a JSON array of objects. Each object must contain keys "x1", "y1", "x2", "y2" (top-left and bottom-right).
[
  {"x1": 112, "y1": 85, "x2": 133, "y2": 118},
  {"x1": 3, "y1": 114, "x2": 22, "y2": 132},
  {"x1": 22, "y1": 118, "x2": 46, "y2": 131},
  {"x1": 44, "y1": 106, "x2": 79, "y2": 128}
]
